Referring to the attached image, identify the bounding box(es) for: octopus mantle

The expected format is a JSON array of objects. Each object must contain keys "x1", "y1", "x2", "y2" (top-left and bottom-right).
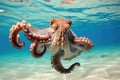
[{"x1": 9, "y1": 18, "x2": 94, "y2": 74}]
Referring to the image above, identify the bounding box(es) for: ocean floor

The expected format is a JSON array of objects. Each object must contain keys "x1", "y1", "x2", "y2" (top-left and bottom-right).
[{"x1": 0, "y1": 45, "x2": 120, "y2": 80}]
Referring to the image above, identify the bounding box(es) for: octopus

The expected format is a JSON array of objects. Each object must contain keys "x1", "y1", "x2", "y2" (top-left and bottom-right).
[{"x1": 9, "y1": 18, "x2": 94, "y2": 74}]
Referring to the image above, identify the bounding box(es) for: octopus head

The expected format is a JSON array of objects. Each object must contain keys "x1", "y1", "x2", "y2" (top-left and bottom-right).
[{"x1": 50, "y1": 18, "x2": 72, "y2": 47}]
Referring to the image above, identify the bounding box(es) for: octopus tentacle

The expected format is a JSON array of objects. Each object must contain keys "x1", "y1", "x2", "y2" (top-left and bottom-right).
[
  {"x1": 30, "y1": 42, "x2": 46, "y2": 58},
  {"x1": 9, "y1": 20, "x2": 53, "y2": 49},
  {"x1": 9, "y1": 21, "x2": 26, "y2": 48},
  {"x1": 25, "y1": 27, "x2": 53, "y2": 43},
  {"x1": 51, "y1": 52, "x2": 80, "y2": 74},
  {"x1": 74, "y1": 37, "x2": 94, "y2": 50}
]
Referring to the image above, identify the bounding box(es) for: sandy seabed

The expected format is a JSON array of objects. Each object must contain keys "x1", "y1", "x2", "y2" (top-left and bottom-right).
[{"x1": 0, "y1": 46, "x2": 120, "y2": 80}]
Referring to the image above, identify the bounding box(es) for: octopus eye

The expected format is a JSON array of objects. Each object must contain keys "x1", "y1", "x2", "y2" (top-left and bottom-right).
[
  {"x1": 64, "y1": 24, "x2": 70, "y2": 29},
  {"x1": 52, "y1": 23, "x2": 58, "y2": 30},
  {"x1": 67, "y1": 20, "x2": 72, "y2": 25},
  {"x1": 50, "y1": 19, "x2": 54, "y2": 25}
]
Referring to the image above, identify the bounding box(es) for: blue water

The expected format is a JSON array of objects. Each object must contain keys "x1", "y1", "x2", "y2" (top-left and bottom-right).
[{"x1": 0, "y1": 0, "x2": 120, "y2": 80}]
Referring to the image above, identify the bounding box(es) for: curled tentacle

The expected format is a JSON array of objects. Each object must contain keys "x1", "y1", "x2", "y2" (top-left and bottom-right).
[
  {"x1": 9, "y1": 21, "x2": 26, "y2": 48},
  {"x1": 30, "y1": 42, "x2": 46, "y2": 58},
  {"x1": 74, "y1": 37, "x2": 94, "y2": 50},
  {"x1": 51, "y1": 52, "x2": 80, "y2": 74},
  {"x1": 9, "y1": 20, "x2": 53, "y2": 49}
]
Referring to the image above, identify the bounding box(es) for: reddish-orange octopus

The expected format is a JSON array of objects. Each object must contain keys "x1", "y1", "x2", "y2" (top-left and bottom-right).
[{"x1": 9, "y1": 18, "x2": 94, "y2": 74}]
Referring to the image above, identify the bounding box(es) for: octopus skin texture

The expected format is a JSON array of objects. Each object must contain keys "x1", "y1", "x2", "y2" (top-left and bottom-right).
[{"x1": 9, "y1": 18, "x2": 94, "y2": 74}]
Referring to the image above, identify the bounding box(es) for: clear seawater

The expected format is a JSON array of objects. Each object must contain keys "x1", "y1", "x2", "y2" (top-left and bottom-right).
[{"x1": 0, "y1": 0, "x2": 120, "y2": 80}]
